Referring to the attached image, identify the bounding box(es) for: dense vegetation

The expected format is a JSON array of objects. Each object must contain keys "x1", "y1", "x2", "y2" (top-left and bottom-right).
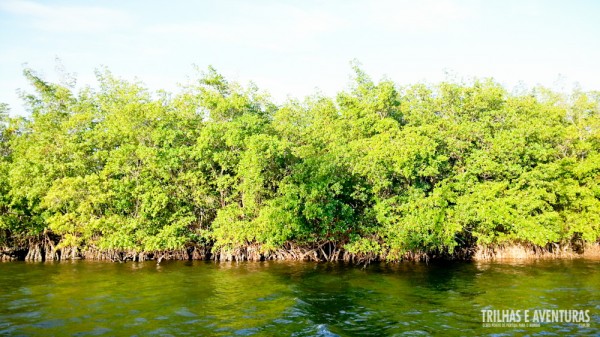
[{"x1": 1, "y1": 66, "x2": 599, "y2": 262}]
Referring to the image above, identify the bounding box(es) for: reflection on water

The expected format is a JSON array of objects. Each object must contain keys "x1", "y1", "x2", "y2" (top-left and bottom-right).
[{"x1": 0, "y1": 259, "x2": 598, "y2": 336}]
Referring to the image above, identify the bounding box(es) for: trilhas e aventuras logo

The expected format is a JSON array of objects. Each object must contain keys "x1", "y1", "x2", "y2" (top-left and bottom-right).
[{"x1": 481, "y1": 309, "x2": 591, "y2": 328}]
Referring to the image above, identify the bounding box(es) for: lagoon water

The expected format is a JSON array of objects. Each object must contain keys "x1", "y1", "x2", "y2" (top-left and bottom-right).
[{"x1": 0, "y1": 259, "x2": 598, "y2": 336}]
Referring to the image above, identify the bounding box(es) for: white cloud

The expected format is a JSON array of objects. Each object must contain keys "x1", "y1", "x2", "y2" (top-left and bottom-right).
[
  {"x1": 368, "y1": 0, "x2": 474, "y2": 31},
  {"x1": 0, "y1": 0, "x2": 132, "y2": 33},
  {"x1": 146, "y1": 3, "x2": 346, "y2": 53}
]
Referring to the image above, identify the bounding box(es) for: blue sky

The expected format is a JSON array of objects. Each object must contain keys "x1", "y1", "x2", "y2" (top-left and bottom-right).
[{"x1": 1, "y1": 0, "x2": 600, "y2": 116}]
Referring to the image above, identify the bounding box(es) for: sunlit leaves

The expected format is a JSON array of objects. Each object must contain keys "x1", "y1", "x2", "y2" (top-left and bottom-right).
[{"x1": 2, "y1": 65, "x2": 600, "y2": 259}]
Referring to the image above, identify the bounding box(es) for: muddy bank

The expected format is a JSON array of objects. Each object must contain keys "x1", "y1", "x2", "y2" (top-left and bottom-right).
[{"x1": 472, "y1": 242, "x2": 600, "y2": 260}]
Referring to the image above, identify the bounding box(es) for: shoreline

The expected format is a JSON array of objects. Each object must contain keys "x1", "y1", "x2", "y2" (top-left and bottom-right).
[{"x1": 2, "y1": 242, "x2": 599, "y2": 263}]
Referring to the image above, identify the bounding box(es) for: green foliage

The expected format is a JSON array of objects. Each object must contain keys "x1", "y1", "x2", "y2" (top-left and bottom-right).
[{"x1": 1, "y1": 65, "x2": 599, "y2": 259}]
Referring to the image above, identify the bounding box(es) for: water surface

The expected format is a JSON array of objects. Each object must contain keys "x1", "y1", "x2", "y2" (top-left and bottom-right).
[{"x1": 0, "y1": 259, "x2": 598, "y2": 336}]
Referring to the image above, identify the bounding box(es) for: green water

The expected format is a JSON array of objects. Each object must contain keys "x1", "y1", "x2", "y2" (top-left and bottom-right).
[{"x1": 0, "y1": 260, "x2": 598, "y2": 336}]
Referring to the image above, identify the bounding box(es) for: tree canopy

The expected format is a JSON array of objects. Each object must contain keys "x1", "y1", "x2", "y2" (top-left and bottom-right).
[{"x1": 1, "y1": 66, "x2": 599, "y2": 261}]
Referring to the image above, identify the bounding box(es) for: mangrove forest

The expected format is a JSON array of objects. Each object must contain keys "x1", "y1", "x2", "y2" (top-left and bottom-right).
[{"x1": 1, "y1": 66, "x2": 599, "y2": 262}]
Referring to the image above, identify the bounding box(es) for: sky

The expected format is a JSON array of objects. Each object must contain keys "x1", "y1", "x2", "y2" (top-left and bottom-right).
[{"x1": 1, "y1": 0, "x2": 600, "y2": 116}]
